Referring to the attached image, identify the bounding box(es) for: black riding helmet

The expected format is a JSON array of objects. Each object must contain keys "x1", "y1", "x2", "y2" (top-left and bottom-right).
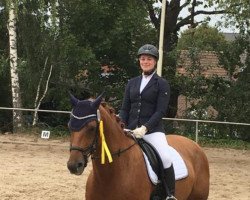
[{"x1": 137, "y1": 44, "x2": 159, "y2": 60}]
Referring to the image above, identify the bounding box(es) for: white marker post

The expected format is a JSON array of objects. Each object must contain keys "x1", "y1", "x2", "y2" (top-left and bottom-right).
[
  {"x1": 157, "y1": 0, "x2": 167, "y2": 77},
  {"x1": 41, "y1": 130, "x2": 50, "y2": 139}
]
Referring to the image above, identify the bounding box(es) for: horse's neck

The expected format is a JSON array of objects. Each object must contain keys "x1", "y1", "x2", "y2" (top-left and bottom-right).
[
  {"x1": 92, "y1": 106, "x2": 135, "y2": 169},
  {"x1": 99, "y1": 106, "x2": 130, "y2": 151}
]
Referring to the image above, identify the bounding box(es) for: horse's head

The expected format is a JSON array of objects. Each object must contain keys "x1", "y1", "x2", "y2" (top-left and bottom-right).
[{"x1": 67, "y1": 92, "x2": 104, "y2": 175}]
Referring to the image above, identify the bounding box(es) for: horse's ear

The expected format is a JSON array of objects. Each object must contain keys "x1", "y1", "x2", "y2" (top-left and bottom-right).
[
  {"x1": 69, "y1": 92, "x2": 79, "y2": 107},
  {"x1": 91, "y1": 91, "x2": 105, "y2": 109}
]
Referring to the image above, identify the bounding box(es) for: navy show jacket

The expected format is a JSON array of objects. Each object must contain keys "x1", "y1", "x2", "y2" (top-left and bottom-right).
[{"x1": 119, "y1": 73, "x2": 170, "y2": 134}]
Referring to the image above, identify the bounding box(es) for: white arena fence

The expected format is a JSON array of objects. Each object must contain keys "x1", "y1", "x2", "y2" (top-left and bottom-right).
[
  {"x1": 0, "y1": 107, "x2": 250, "y2": 143},
  {"x1": 162, "y1": 117, "x2": 250, "y2": 143}
]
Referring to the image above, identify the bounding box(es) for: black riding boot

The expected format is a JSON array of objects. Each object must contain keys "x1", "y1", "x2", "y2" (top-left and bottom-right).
[{"x1": 163, "y1": 164, "x2": 177, "y2": 200}]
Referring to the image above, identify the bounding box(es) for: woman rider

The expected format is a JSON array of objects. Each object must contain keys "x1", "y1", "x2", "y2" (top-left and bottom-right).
[{"x1": 119, "y1": 44, "x2": 177, "y2": 200}]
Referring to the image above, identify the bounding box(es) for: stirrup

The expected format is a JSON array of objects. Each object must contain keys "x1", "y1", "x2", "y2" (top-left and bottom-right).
[{"x1": 166, "y1": 195, "x2": 177, "y2": 200}]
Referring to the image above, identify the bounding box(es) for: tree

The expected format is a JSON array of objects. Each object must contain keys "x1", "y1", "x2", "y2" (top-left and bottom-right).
[
  {"x1": 174, "y1": 25, "x2": 225, "y2": 136},
  {"x1": 1, "y1": 0, "x2": 153, "y2": 128},
  {"x1": 140, "y1": 0, "x2": 230, "y2": 118},
  {"x1": 32, "y1": 58, "x2": 53, "y2": 126},
  {"x1": 7, "y1": 0, "x2": 23, "y2": 132},
  {"x1": 175, "y1": 23, "x2": 250, "y2": 139},
  {"x1": 57, "y1": 0, "x2": 156, "y2": 108},
  {"x1": 1, "y1": 0, "x2": 248, "y2": 132},
  {"x1": 215, "y1": 35, "x2": 250, "y2": 140},
  {"x1": 177, "y1": 24, "x2": 227, "y2": 51},
  {"x1": 212, "y1": 0, "x2": 250, "y2": 33}
]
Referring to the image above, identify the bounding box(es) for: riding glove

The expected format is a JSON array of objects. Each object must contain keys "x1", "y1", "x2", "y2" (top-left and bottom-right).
[{"x1": 133, "y1": 125, "x2": 147, "y2": 138}]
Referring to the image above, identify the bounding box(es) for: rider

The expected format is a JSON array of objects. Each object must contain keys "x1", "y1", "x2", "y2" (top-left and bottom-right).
[{"x1": 119, "y1": 44, "x2": 177, "y2": 200}]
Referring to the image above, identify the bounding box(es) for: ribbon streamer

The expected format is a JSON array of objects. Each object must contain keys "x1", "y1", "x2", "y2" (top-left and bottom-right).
[{"x1": 99, "y1": 120, "x2": 113, "y2": 164}]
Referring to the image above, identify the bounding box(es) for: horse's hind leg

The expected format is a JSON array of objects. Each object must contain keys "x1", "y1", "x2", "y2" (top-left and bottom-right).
[
  {"x1": 187, "y1": 184, "x2": 209, "y2": 200},
  {"x1": 188, "y1": 170, "x2": 209, "y2": 198},
  {"x1": 187, "y1": 187, "x2": 209, "y2": 200},
  {"x1": 187, "y1": 180, "x2": 209, "y2": 199},
  {"x1": 188, "y1": 154, "x2": 210, "y2": 200}
]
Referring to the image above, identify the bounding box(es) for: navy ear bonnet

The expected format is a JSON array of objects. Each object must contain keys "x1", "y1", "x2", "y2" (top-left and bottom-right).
[{"x1": 68, "y1": 93, "x2": 103, "y2": 131}]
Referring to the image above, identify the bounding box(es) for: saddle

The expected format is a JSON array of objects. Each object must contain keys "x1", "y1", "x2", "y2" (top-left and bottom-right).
[
  {"x1": 137, "y1": 138, "x2": 167, "y2": 200},
  {"x1": 137, "y1": 138, "x2": 164, "y2": 182}
]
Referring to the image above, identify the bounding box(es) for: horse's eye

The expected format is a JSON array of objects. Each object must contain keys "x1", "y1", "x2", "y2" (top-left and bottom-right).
[{"x1": 88, "y1": 126, "x2": 96, "y2": 132}]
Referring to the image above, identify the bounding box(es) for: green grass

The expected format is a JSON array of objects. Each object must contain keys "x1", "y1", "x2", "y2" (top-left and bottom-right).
[
  {"x1": 198, "y1": 137, "x2": 250, "y2": 150},
  {"x1": 172, "y1": 131, "x2": 250, "y2": 150},
  {"x1": 16, "y1": 127, "x2": 250, "y2": 150},
  {"x1": 18, "y1": 125, "x2": 69, "y2": 139}
]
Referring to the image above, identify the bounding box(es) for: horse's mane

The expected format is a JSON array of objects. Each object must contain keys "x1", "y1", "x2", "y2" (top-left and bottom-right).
[{"x1": 100, "y1": 102, "x2": 125, "y2": 129}]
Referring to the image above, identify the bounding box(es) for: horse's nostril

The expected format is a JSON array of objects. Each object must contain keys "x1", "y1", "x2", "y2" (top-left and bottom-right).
[
  {"x1": 77, "y1": 161, "x2": 83, "y2": 168},
  {"x1": 68, "y1": 162, "x2": 77, "y2": 171},
  {"x1": 67, "y1": 160, "x2": 85, "y2": 174},
  {"x1": 67, "y1": 162, "x2": 76, "y2": 173}
]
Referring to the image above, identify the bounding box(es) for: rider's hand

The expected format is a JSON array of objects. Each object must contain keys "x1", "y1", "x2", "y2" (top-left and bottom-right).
[{"x1": 133, "y1": 126, "x2": 147, "y2": 138}]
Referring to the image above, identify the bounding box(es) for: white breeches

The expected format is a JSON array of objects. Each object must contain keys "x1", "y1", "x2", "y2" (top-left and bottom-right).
[{"x1": 143, "y1": 132, "x2": 173, "y2": 168}]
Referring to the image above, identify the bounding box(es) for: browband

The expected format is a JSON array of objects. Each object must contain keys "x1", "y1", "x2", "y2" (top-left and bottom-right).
[{"x1": 70, "y1": 112, "x2": 97, "y2": 120}]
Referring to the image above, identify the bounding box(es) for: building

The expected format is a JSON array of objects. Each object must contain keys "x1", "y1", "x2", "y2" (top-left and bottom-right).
[{"x1": 176, "y1": 33, "x2": 243, "y2": 118}]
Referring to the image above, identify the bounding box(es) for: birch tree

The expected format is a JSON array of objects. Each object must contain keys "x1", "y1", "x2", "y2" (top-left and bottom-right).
[
  {"x1": 8, "y1": 0, "x2": 23, "y2": 132},
  {"x1": 32, "y1": 58, "x2": 53, "y2": 126},
  {"x1": 31, "y1": 0, "x2": 57, "y2": 126}
]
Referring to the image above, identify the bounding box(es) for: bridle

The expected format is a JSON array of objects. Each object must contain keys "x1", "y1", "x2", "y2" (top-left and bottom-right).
[
  {"x1": 69, "y1": 110, "x2": 99, "y2": 167},
  {"x1": 70, "y1": 123, "x2": 99, "y2": 155},
  {"x1": 69, "y1": 111, "x2": 137, "y2": 165}
]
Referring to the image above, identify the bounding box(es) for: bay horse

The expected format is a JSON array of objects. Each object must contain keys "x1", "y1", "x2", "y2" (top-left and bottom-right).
[{"x1": 67, "y1": 93, "x2": 210, "y2": 200}]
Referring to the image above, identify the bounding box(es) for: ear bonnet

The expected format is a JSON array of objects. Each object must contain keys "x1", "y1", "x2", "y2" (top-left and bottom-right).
[{"x1": 68, "y1": 93, "x2": 103, "y2": 131}]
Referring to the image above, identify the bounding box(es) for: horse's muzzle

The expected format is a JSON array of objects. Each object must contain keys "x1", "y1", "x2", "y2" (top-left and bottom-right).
[{"x1": 67, "y1": 160, "x2": 86, "y2": 175}]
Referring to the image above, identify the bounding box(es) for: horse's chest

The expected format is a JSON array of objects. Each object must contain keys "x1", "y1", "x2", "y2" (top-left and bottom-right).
[{"x1": 86, "y1": 178, "x2": 152, "y2": 200}]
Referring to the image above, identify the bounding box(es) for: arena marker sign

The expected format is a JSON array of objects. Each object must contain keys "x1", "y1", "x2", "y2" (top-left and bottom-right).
[{"x1": 41, "y1": 130, "x2": 50, "y2": 139}]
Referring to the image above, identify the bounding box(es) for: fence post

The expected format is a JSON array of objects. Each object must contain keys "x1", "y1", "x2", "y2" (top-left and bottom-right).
[{"x1": 195, "y1": 121, "x2": 199, "y2": 143}]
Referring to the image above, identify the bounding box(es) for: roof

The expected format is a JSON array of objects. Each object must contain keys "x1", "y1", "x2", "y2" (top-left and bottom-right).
[{"x1": 222, "y1": 33, "x2": 240, "y2": 41}]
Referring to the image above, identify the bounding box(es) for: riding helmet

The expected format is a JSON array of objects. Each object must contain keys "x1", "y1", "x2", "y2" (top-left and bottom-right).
[{"x1": 137, "y1": 44, "x2": 159, "y2": 59}]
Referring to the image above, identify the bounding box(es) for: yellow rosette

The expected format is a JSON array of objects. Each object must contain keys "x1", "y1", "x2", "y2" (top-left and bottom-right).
[{"x1": 99, "y1": 120, "x2": 113, "y2": 164}]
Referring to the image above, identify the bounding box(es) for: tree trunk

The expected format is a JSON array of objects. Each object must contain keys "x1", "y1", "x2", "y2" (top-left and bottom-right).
[
  {"x1": 8, "y1": 0, "x2": 23, "y2": 132},
  {"x1": 163, "y1": 3, "x2": 180, "y2": 119},
  {"x1": 32, "y1": 63, "x2": 53, "y2": 126}
]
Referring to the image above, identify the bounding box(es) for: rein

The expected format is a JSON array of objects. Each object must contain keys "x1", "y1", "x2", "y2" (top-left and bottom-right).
[{"x1": 91, "y1": 141, "x2": 137, "y2": 160}]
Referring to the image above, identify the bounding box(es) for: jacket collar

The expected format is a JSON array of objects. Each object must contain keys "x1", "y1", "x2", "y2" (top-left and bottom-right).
[{"x1": 139, "y1": 73, "x2": 159, "y2": 94}]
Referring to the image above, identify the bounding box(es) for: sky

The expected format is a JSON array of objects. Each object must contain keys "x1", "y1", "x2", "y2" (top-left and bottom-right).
[
  {"x1": 180, "y1": 8, "x2": 237, "y2": 33},
  {"x1": 155, "y1": 0, "x2": 238, "y2": 34}
]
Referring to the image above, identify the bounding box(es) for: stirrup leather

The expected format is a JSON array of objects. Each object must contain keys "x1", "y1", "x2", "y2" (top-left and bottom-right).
[{"x1": 166, "y1": 195, "x2": 177, "y2": 200}]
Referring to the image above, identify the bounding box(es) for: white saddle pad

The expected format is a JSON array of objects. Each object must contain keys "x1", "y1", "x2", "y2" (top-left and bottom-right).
[{"x1": 143, "y1": 146, "x2": 188, "y2": 185}]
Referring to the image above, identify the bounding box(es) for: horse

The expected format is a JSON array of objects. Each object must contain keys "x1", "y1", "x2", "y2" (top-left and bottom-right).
[{"x1": 67, "y1": 93, "x2": 210, "y2": 200}]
